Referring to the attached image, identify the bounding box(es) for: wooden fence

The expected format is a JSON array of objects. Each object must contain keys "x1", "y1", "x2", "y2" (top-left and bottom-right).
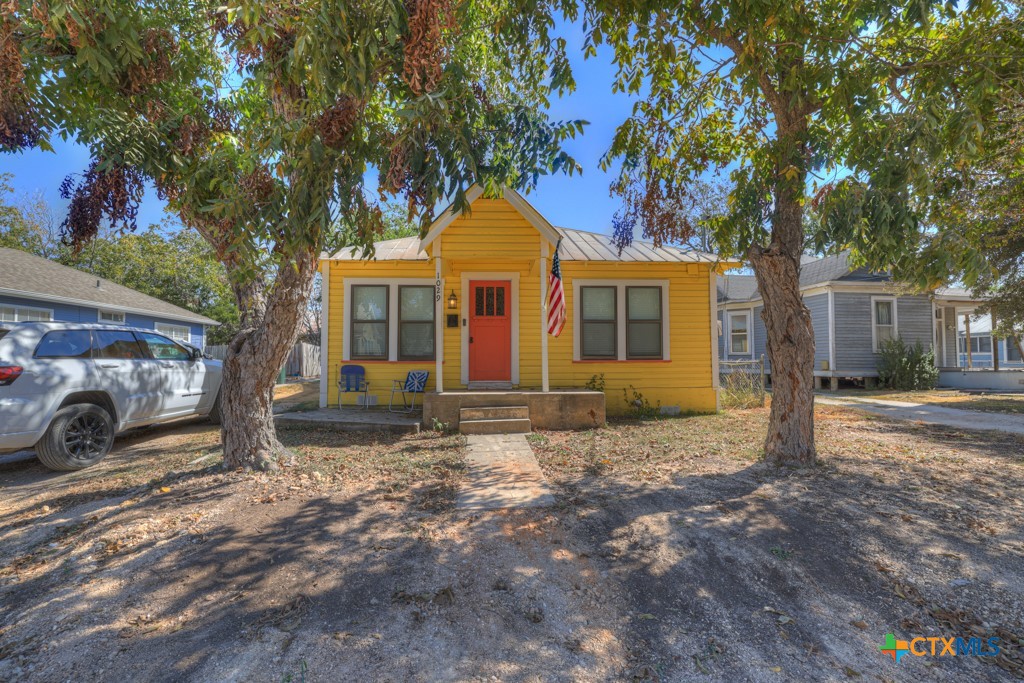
[{"x1": 204, "y1": 342, "x2": 321, "y2": 378}]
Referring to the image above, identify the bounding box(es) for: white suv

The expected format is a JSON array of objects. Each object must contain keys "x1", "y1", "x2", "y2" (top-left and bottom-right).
[{"x1": 0, "y1": 322, "x2": 223, "y2": 471}]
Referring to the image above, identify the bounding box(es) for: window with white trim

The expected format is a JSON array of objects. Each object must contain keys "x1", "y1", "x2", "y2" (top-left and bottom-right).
[
  {"x1": 580, "y1": 286, "x2": 617, "y2": 359},
  {"x1": 398, "y1": 285, "x2": 435, "y2": 360},
  {"x1": 573, "y1": 280, "x2": 669, "y2": 361},
  {"x1": 0, "y1": 304, "x2": 52, "y2": 323},
  {"x1": 344, "y1": 279, "x2": 437, "y2": 362},
  {"x1": 872, "y1": 297, "x2": 897, "y2": 352},
  {"x1": 626, "y1": 286, "x2": 663, "y2": 359},
  {"x1": 98, "y1": 310, "x2": 126, "y2": 324},
  {"x1": 727, "y1": 311, "x2": 751, "y2": 355},
  {"x1": 155, "y1": 322, "x2": 191, "y2": 344},
  {"x1": 351, "y1": 284, "x2": 389, "y2": 359}
]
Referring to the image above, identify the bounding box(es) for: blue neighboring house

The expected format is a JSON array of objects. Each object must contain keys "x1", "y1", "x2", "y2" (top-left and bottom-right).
[{"x1": 0, "y1": 247, "x2": 219, "y2": 345}]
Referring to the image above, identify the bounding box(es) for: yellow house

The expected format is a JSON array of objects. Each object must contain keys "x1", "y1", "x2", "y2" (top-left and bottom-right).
[{"x1": 318, "y1": 186, "x2": 729, "y2": 432}]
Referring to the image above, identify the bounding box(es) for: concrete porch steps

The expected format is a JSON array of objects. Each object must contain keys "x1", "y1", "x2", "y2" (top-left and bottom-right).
[
  {"x1": 460, "y1": 406, "x2": 529, "y2": 421},
  {"x1": 459, "y1": 405, "x2": 531, "y2": 435}
]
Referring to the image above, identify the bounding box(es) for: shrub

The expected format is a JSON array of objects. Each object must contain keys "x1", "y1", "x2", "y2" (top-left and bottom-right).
[
  {"x1": 877, "y1": 337, "x2": 939, "y2": 391},
  {"x1": 623, "y1": 385, "x2": 660, "y2": 420}
]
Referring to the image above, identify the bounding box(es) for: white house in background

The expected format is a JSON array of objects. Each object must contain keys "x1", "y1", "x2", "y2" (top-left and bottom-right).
[{"x1": 717, "y1": 252, "x2": 1023, "y2": 391}]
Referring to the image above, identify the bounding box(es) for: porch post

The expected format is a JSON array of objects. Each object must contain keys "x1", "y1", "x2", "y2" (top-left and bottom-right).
[
  {"x1": 965, "y1": 313, "x2": 973, "y2": 369},
  {"x1": 992, "y1": 308, "x2": 1000, "y2": 371},
  {"x1": 435, "y1": 244, "x2": 444, "y2": 393},
  {"x1": 319, "y1": 260, "x2": 330, "y2": 408},
  {"x1": 540, "y1": 240, "x2": 550, "y2": 392}
]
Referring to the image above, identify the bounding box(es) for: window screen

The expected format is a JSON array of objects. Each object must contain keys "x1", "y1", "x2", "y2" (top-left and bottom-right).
[
  {"x1": 626, "y1": 287, "x2": 662, "y2": 359},
  {"x1": 580, "y1": 287, "x2": 616, "y2": 359},
  {"x1": 399, "y1": 286, "x2": 434, "y2": 360},
  {"x1": 351, "y1": 285, "x2": 388, "y2": 359}
]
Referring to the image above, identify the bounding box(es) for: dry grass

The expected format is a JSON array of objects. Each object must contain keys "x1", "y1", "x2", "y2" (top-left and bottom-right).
[
  {"x1": 531, "y1": 404, "x2": 1024, "y2": 481},
  {"x1": 836, "y1": 388, "x2": 1024, "y2": 415}
]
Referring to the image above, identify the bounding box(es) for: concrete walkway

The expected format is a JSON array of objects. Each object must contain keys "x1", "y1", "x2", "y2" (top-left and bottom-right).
[
  {"x1": 816, "y1": 395, "x2": 1024, "y2": 436},
  {"x1": 456, "y1": 434, "x2": 556, "y2": 511}
]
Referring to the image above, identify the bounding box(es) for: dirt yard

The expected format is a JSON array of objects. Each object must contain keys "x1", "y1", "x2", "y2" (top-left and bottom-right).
[{"x1": 1, "y1": 407, "x2": 1023, "y2": 682}]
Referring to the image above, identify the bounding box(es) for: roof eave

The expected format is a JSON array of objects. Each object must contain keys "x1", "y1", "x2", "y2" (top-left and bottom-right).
[{"x1": 0, "y1": 287, "x2": 219, "y2": 326}]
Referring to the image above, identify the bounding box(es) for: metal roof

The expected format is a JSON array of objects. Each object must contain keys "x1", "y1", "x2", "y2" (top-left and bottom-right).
[
  {"x1": 0, "y1": 247, "x2": 220, "y2": 326},
  {"x1": 324, "y1": 227, "x2": 721, "y2": 264}
]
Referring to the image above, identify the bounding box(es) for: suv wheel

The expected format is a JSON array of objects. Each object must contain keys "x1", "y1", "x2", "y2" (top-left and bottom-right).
[{"x1": 36, "y1": 403, "x2": 115, "y2": 471}]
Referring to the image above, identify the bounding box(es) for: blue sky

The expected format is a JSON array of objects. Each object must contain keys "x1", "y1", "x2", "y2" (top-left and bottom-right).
[{"x1": 1, "y1": 23, "x2": 636, "y2": 237}]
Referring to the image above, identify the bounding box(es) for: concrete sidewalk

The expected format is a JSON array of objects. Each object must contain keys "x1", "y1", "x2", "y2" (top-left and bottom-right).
[
  {"x1": 456, "y1": 434, "x2": 556, "y2": 511},
  {"x1": 816, "y1": 395, "x2": 1024, "y2": 436}
]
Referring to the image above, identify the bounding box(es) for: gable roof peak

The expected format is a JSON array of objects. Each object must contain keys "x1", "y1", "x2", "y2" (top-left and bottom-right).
[{"x1": 418, "y1": 185, "x2": 561, "y2": 251}]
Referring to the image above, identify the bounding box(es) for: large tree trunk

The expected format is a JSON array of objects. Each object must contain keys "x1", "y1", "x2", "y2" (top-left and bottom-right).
[
  {"x1": 220, "y1": 248, "x2": 319, "y2": 470},
  {"x1": 749, "y1": 186, "x2": 817, "y2": 466}
]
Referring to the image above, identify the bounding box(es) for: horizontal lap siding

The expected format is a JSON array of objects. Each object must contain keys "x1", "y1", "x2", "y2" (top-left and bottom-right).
[
  {"x1": 326, "y1": 261, "x2": 436, "y2": 406},
  {"x1": 555, "y1": 262, "x2": 716, "y2": 414},
  {"x1": 834, "y1": 293, "x2": 933, "y2": 374},
  {"x1": 326, "y1": 198, "x2": 717, "y2": 414},
  {"x1": 805, "y1": 293, "x2": 830, "y2": 369},
  {"x1": 0, "y1": 294, "x2": 206, "y2": 346}
]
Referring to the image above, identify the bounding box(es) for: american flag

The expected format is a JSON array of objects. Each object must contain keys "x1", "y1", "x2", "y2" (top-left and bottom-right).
[{"x1": 546, "y1": 239, "x2": 566, "y2": 337}]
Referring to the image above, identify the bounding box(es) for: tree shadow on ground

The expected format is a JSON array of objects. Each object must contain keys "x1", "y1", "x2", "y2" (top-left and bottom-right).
[{"x1": 1, "y1": 415, "x2": 1022, "y2": 682}]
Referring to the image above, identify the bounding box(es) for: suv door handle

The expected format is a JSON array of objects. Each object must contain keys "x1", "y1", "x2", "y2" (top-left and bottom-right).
[{"x1": 98, "y1": 363, "x2": 118, "y2": 369}]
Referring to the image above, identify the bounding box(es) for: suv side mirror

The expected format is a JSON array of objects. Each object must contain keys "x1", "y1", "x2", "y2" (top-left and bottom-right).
[{"x1": 190, "y1": 346, "x2": 204, "y2": 361}]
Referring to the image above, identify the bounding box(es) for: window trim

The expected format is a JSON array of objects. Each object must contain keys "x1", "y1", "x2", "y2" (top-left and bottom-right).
[
  {"x1": 870, "y1": 296, "x2": 898, "y2": 353},
  {"x1": 726, "y1": 310, "x2": 753, "y2": 358},
  {"x1": 625, "y1": 286, "x2": 664, "y2": 359},
  {"x1": 98, "y1": 309, "x2": 126, "y2": 325},
  {"x1": 155, "y1": 322, "x2": 192, "y2": 344},
  {"x1": 342, "y1": 278, "x2": 436, "y2": 362},
  {"x1": 349, "y1": 284, "x2": 390, "y2": 360},
  {"x1": 572, "y1": 279, "x2": 670, "y2": 362},
  {"x1": 579, "y1": 286, "x2": 618, "y2": 360},
  {"x1": 0, "y1": 303, "x2": 54, "y2": 323},
  {"x1": 397, "y1": 284, "x2": 436, "y2": 361}
]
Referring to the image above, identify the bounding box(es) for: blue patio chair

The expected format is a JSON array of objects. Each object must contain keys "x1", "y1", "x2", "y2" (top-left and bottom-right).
[
  {"x1": 338, "y1": 364, "x2": 370, "y2": 409},
  {"x1": 389, "y1": 370, "x2": 429, "y2": 413}
]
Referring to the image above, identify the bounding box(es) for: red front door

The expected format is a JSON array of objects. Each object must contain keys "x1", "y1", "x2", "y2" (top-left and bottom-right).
[{"x1": 469, "y1": 280, "x2": 511, "y2": 382}]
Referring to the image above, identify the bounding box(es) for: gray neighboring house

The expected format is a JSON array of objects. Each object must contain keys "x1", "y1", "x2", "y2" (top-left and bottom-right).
[
  {"x1": 0, "y1": 247, "x2": 219, "y2": 345},
  {"x1": 717, "y1": 252, "x2": 1024, "y2": 391}
]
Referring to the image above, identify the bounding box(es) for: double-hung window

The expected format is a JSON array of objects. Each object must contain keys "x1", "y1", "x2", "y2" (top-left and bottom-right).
[
  {"x1": 575, "y1": 281, "x2": 668, "y2": 361},
  {"x1": 398, "y1": 286, "x2": 435, "y2": 360},
  {"x1": 348, "y1": 282, "x2": 437, "y2": 361},
  {"x1": 351, "y1": 285, "x2": 389, "y2": 359},
  {"x1": 872, "y1": 297, "x2": 897, "y2": 352},
  {"x1": 626, "y1": 287, "x2": 662, "y2": 359},
  {"x1": 728, "y1": 312, "x2": 751, "y2": 355},
  {"x1": 580, "y1": 286, "x2": 617, "y2": 359}
]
